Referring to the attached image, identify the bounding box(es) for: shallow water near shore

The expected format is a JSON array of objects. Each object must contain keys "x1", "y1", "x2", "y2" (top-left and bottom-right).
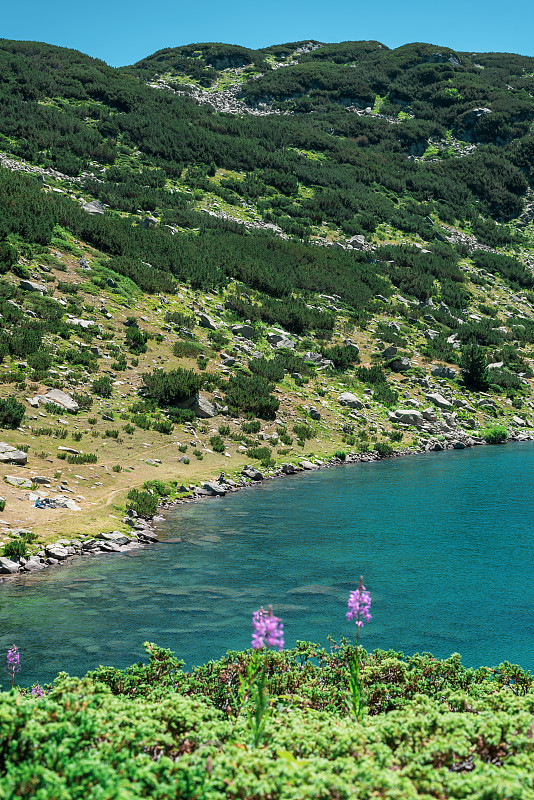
[{"x1": 3, "y1": 442, "x2": 534, "y2": 686}]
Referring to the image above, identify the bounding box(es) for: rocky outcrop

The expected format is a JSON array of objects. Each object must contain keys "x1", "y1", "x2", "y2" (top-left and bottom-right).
[{"x1": 338, "y1": 392, "x2": 364, "y2": 410}]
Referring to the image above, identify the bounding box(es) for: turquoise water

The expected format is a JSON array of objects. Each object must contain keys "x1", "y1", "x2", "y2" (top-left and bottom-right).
[{"x1": 2, "y1": 442, "x2": 534, "y2": 687}]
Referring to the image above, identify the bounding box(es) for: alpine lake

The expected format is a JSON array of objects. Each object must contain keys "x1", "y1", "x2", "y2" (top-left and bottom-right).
[{"x1": 3, "y1": 441, "x2": 534, "y2": 687}]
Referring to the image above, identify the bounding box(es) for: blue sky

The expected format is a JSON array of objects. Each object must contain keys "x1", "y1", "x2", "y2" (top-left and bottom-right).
[{"x1": 3, "y1": 0, "x2": 534, "y2": 66}]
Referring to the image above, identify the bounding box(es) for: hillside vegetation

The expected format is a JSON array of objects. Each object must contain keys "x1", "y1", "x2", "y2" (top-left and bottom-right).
[
  {"x1": 2, "y1": 642, "x2": 534, "y2": 799},
  {"x1": 0, "y1": 37, "x2": 533, "y2": 550}
]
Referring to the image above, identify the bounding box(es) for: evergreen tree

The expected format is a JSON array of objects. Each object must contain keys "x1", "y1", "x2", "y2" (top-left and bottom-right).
[{"x1": 460, "y1": 341, "x2": 489, "y2": 390}]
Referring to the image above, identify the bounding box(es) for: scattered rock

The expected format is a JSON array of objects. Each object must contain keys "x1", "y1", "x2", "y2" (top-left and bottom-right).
[
  {"x1": 0, "y1": 557, "x2": 20, "y2": 574},
  {"x1": 232, "y1": 324, "x2": 255, "y2": 338},
  {"x1": 175, "y1": 394, "x2": 217, "y2": 419},
  {"x1": 338, "y1": 392, "x2": 364, "y2": 409},
  {"x1": 198, "y1": 313, "x2": 219, "y2": 330},
  {"x1": 390, "y1": 357, "x2": 411, "y2": 372},
  {"x1": 299, "y1": 460, "x2": 317, "y2": 470},
  {"x1": 282, "y1": 463, "x2": 298, "y2": 475},
  {"x1": 44, "y1": 545, "x2": 69, "y2": 561},
  {"x1": 4, "y1": 475, "x2": 32, "y2": 488},
  {"x1": 19, "y1": 280, "x2": 48, "y2": 294},
  {"x1": 97, "y1": 531, "x2": 131, "y2": 546},
  {"x1": 0, "y1": 450, "x2": 27, "y2": 465},
  {"x1": 202, "y1": 481, "x2": 227, "y2": 496},
  {"x1": 308, "y1": 407, "x2": 321, "y2": 421},
  {"x1": 426, "y1": 392, "x2": 454, "y2": 411},
  {"x1": 431, "y1": 365, "x2": 457, "y2": 379},
  {"x1": 241, "y1": 466, "x2": 264, "y2": 481}
]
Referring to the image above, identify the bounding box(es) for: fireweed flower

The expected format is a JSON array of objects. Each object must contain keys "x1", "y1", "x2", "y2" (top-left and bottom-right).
[
  {"x1": 346, "y1": 577, "x2": 372, "y2": 629},
  {"x1": 31, "y1": 682, "x2": 43, "y2": 698},
  {"x1": 6, "y1": 645, "x2": 20, "y2": 688},
  {"x1": 252, "y1": 605, "x2": 284, "y2": 651}
]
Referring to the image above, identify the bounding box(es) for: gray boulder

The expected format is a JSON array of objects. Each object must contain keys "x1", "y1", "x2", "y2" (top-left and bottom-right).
[
  {"x1": 241, "y1": 466, "x2": 264, "y2": 481},
  {"x1": 19, "y1": 280, "x2": 48, "y2": 295},
  {"x1": 390, "y1": 357, "x2": 411, "y2": 372},
  {"x1": 232, "y1": 324, "x2": 255, "y2": 338},
  {"x1": 4, "y1": 475, "x2": 32, "y2": 488},
  {"x1": 81, "y1": 200, "x2": 105, "y2": 215},
  {"x1": 0, "y1": 557, "x2": 20, "y2": 574},
  {"x1": 431, "y1": 365, "x2": 457, "y2": 380},
  {"x1": 175, "y1": 394, "x2": 217, "y2": 419},
  {"x1": 393, "y1": 409, "x2": 424, "y2": 427},
  {"x1": 382, "y1": 346, "x2": 398, "y2": 359},
  {"x1": 308, "y1": 407, "x2": 321, "y2": 421},
  {"x1": 338, "y1": 392, "x2": 364, "y2": 410},
  {"x1": 198, "y1": 313, "x2": 219, "y2": 330},
  {"x1": 281, "y1": 463, "x2": 298, "y2": 475},
  {"x1": 44, "y1": 389, "x2": 79, "y2": 412},
  {"x1": 426, "y1": 392, "x2": 453, "y2": 411},
  {"x1": 202, "y1": 481, "x2": 227, "y2": 496},
  {"x1": 97, "y1": 531, "x2": 131, "y2": 547},
  {"x1": 44, "y1": 545, "x2": 69, "y2": 561},
  {"x1": 0, "y1": 450, "x2": 28, "y2": 465},
  {"x1": 422, "y1": 407, "x2": 438, "y2": 422},
  {"x1": 299, "y1": 460, "x2": 317, "y2": 470}
]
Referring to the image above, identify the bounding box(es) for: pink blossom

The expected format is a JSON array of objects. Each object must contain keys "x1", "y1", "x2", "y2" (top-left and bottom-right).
[
  {"x1": 251, "y1": 605, "x2": 284, "y2": 651},
  {"x1": 346, "y1": 576, "x2": 372, "y2": 628}
]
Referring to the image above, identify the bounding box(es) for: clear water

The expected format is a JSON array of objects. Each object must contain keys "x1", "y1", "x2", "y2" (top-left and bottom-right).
[{"x1": 3, "y1": 442, "x2": 534, "y2": 687}]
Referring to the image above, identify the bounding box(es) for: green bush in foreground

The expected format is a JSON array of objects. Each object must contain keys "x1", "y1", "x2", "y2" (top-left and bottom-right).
[
  {"x1": 3, "y1": 642, "x2": 534, "y2": 799},
  {"x1": 480, "y1": 424, "x2": 508, "y2": 444},
  {"x1": 0, "y1": 396, "x2": 25, "y2": 429}
]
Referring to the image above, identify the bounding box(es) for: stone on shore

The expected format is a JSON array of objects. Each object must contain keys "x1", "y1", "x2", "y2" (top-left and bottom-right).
[
  {"x1": 299, "y1": 460, "x2": 317, "y2": 470},
  {"x1": 97, "y1": 531, "x2": 131, "y2": 547},
  {"x1": 44, "y1": 545, "x2": 69, "y2": 561},
  {"x1": 202, "y1": 481, "x2": 227, "y2": 496},
  {"x1": 241, "y1": 466, "x2": 264, "y2": 481},
  {"x1": 282, "y1": 463, "x2": 298, "y2": 475},
  {"x1": 0, "y1": 557, "x2": 20, "y2": 574}
]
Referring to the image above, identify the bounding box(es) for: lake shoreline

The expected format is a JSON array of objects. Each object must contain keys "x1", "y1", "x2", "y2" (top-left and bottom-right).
[{"x1": 2, "y1": 430, "x2": 533, "y2": 584}]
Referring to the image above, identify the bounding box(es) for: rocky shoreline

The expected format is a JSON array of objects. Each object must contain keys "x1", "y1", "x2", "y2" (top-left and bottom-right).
[{"x1": 2, "y1": 432, "x2": 533, "y2": 583}]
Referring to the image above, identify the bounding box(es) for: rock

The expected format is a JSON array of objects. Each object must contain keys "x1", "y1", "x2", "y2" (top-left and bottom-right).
[
  {"x1": 487, "y1": 361, "x2": 504, "y2": 370},
  {"x1": 58, "y1": 446, "x2": 80, "y2": 455},
  {"x1": 431, "y1": 442, "x2": 444, "y2": 451},
  {"x1": 431, "y1": 365, "x2": 457, "y2": 379},
  {"x1": 282, "y1": 463, "x2": 298, "y2": 475},
  {"x1": 222, "y1": 356, "x2": 236, "y2": 367},
  {"x1": 232, "y1": 324, "x2": 255, "y2": 338},
  {"x1": 137, "y1": 530, "x2": 158, "y2": 542},
  {"x1": 97, "y1": 531, "x2": 131, "y2": 546},
  {"x1": 81, "y1": 200, "x2": 105, "y2": 215},
  {"x1": 198, "y1": 313, "x2": 219, "y2": 330},
  {"x1": 44, "y1": 545, "x2": 69, "y2": 561},
  {"x1": 44, "y1": 389, "x2": 79, "y2": 412},
  {"x1": 22, "y1": 559, "x2": 44, "y2": 572},
  {"x1": 512, "y1": 415, "x2": 526, "y2": 426},
  {"x1": 179, "y1": 456, "x2": 190, "y2": 464},
  {"x1": 241, "y1": 466, "x2": 264, "y2": 481},
  {"x1": 390, "y1": 357, "x2": 411, "y2": 372},
  {"x1": 0, "y1": 450, "x2": 27, "y2": 465},
  {"x1": 0, "y1": 557, "x2": 20, "y2": 574},
  {"x1": 138, "y1": 216, "x2": 158, "y2": 229},
  {"x1": 19, "y1": 280, "x2": 48, "y2": 295},
  {"x1": 175, "y1": 394, "x2": 217, "y2": 419},
  {"x1": 81, "y1": 539, "x2": 99, "y2": 551},
  {"x1": 299, "y1": 460, "x2": 317, "y2": 470},
  {"x1": 99, "y1": 541, "x2": 121, "y2": 552},
  {"x1": 425, "y1": 329, "x2": 439, "y2": 340},
  {"x1": 422, "y1": 407, "x2": 438, "y2": 422},
  {"x1": 393, "y1": 409, "x2": 424, "y2": 427},
  {"x1": 426, "y1": 392, "x2": 454, "y2": 411},
  {"x1": 0, "y1": 443, "x2": 15, "y2": 453},
  {"x1": 338, "y1": 392, "x2": 364, "y2": 410},
  {"x1": 308, "y1": 407, "x2": 321, "y2": 421},
  {"x1": 4, "y1": 475, "x2": 32, "y2": 488},
  {"x1": 291, "y1": 372, "x2": 302, "y2": 381},
  {"x1": 31, "y1": 476, "x2": 51, "y2": 485},
  {"x1": 202, "y1": 481, "x2": 227, "y2": 496},
  {"x1": 382, "y1": 345, "x2": 398, "y2": 359},
  {"x1": 453, "y1": 441, "x2": 466, "y2": 449},
  {"x1": 349, "y1": 235, "x2": 366, "y2": 248}
]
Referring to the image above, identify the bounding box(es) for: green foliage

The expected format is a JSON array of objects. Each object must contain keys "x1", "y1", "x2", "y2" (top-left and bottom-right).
[
  {"x1": 67, "y1": 453, "x2": 97, "y2": 464},
  {"x1": 142, "y1": 368, "x2": 201, "y2": 406},
  {"x1": 4, "y1": 643, "x2": 534, "y2": 799},
  {"x1": 125, "y1": 326, "x2": 148, "y2": 354},
  {"x1": 126, "y1": 489, "x2": 158, "y2": 518},
  {"x1": 293, "y1": 423, "x2": 313, "y2": 441},
  {"x1": 0, "y1": 498, "x2": 5, "y2": 512},
  {"x1": 209, "y1": 434, "x2": 226, "y2": 453},
  {"x1": 320, "y1": 343, "x2": 360, "y2": 371},
  {"x1": 143, "y1": 480, "x2": 170, "y2": 497},
  {"x1": 91, "y1": 375, "x2": 113, "y2": 398},
  {"x1": 226, "y1": 373, "x2": 279, "y2": 419},
  {"x1": 480, "y1": 425, "x2": 508, "y2": 444},
  {"x1": 374, "y1": 441, "x2": 394, "y2": 457},
  {"x1": 2, "y1": 538, "x2": 27, "y2": 558},
  {"x1": 152, "y1": 419, "x2": 173, "y2": 434},
  {"x1": 239, "y1": 420, "x2": 260, "y2": 435},
  {"x1": 460, "y1": 341, "x2": 489, "y2": 390},
  {"x1": 246, "y1": 445, "x2": 274, "y2": 466},
  {"x1": 0, "y1": 396, "x2": 25, "y2": 429},
  {"x1": 172, "y1": 340, "x2": 204, "y2": 358},
  {"x1": 333, "y1": 449, "x2": 346, "y2": 461},
  {"x1": 104, "y1": 429, "x2": 119, "y2": 439}
]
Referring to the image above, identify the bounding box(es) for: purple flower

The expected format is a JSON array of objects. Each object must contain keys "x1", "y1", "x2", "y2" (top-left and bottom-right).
[
  {"x1": 346, "y1": 577, "x2": 372, "y2": 628},
  {"x1": 7, "y1": 645, "x2": 20, "y2": 687},
  {"x1": 251, "y1": 605, "x2": 284, "y2": 651},
  {"x1": 31, "y1": 682, "x2": 43, "y2": 698}
]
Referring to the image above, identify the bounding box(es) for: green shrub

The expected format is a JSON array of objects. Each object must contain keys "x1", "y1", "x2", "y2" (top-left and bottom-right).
[
  {"x1": 123, "y1": 423, "x2": 135, "y2": 434},
  {"x1": 334, "y1": 449, "x2": 346, "y2": 461},
  {"x1": 112, "y1": 465, "x2": 122, "y2": 472},
  {"x1": 67, "y1": 453, "x2": 98, "y2": 464},
  {"x1": 209, "y1": 435, "x2": 226, "y2": 453},
  {"x1": 72, "y1": 432, "x2": 83, "y2": 442},
  {"x1": 153, "y1": 419, "x2": 173, "y2": 434},
  {"x1": 72, "y1": 392, "x2": 94, "y2": 410},
  {"x1": 131, "y1": 413, "x2": 151, "y2": 430},
  {"x1": 3, "y1": 539, "x2": 27, "y2": 559},
  {"x1": 126, "y1": 489, "x2": 158, "y2": 518},
  {"x1": 142, "y1": 368, "x2": 201, "y2": 406},
  {"x1": 293, "y1": 423, "x2": 313, "y2": 441},
  {"x1": 166, "y1": 408, "x2": 196, "y2": 424},
  {"x1": 246, "y1": 445, "x2": 274, "y2": 466},
  {"x1": 242, "y1": 420, "x2": 261, "y2": 434},
  {"x1": 374, "y1": 441, "x2": 394, "y2": 457},
  {"x1": 480, "y1": 425, "x2": 508, "y2": 444},
  {"x1": 92, "y1": 376, "x2": 113, "y2": 398},
  {"x1": 225, "y1": 373, "x2": 279, "y2": 419},
  {"x1": 218, "y1": 424, "x2": 230, "y2": 436},
  {"x1": 0, "y1": 498, "x2": 5, "y2": 512},
  {"x1": 172, "y1": 340, "x2": 203, "y2": 358},
  {"x1": 0, "y1": 397, "x2": 25, "y2": 429},
  {"x1": 193, "y1": 449, "x2": 203, "y2": 460},
  {"x1": 104, "y1": 429, "x2": 119, "y2": 439},
  {"x1": 143, "y1": 480, "x2": 170, "y2": 497}
]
